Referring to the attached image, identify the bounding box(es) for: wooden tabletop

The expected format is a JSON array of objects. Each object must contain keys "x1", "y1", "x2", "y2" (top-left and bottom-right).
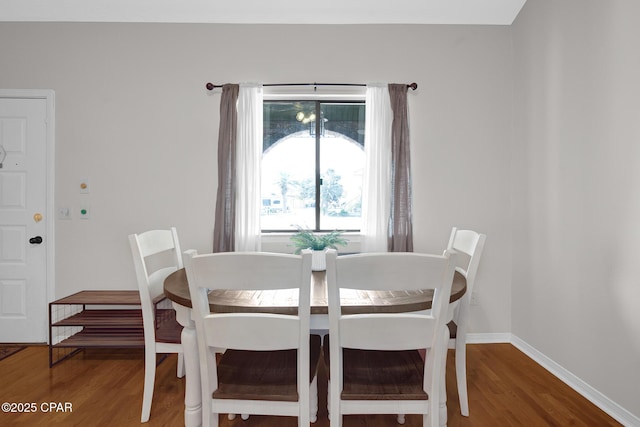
[{"x1": 164, "y1": 268, "x2": 466, "y2": 315}]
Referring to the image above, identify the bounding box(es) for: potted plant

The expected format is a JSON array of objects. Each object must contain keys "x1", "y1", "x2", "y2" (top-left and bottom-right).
[{"x1": 290, "y1": 229, "x2": 348, "y2": 271}]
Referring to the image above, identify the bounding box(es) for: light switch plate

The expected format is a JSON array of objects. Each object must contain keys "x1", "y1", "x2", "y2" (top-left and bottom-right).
[{"x1": 57, "y1": 207, "x2": 72, "y2": 220}]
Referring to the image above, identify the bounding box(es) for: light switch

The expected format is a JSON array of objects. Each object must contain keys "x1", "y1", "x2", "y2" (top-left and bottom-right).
[{"x1": 58, "y1": 207, "x2": 72, "y2": 220}]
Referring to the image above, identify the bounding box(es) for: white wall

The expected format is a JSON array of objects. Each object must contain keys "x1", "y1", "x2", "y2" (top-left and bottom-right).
[
  {"x1": 0, "y1": 23, "x2": 513, "y2": 335},
  {"x1": 512, "y1": 0, "x2": 640, "y2": 419},
  {"x1": 2, "y1": 7, "x2": 638, "y2": 421}
]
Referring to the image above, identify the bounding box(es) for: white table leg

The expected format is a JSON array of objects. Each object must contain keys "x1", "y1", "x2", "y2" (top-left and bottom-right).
[{"x1": 173, "y1": 303, "x2": 202, "y2": 427}]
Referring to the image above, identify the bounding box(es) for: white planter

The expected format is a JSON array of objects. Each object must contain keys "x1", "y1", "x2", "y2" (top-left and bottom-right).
[{"x1": 311, "y1": 250, "x2": 326, "y2": 271}]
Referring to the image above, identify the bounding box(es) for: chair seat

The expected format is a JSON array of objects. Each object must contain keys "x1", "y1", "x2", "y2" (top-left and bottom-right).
[
  {"x1": 323, "y1": 336, "x2": 428, "y2": 401},
  {"x1": 155, "y1": 309, "x2": 183, "y2": 344},
  {"x1": 214, "y1": 334, "x2": 322, "y2": 402}
]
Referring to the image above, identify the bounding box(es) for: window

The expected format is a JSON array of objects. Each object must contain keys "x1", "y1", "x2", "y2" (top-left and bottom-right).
[{"x1": 261, "y1": 100, "x2": 365, "y2": 232}]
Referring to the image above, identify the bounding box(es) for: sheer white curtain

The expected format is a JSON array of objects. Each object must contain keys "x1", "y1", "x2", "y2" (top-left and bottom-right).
[
  {"x1": 235, "y1": 83, "x2": 263, "y2": 251},
  {"x1": 361, "y1": 84, "x2": 392, "y2": 252}
]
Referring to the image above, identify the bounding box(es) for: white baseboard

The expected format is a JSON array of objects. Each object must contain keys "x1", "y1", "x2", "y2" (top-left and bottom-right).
[
  {"x1": 509, "y1": 335, "x2": 639, "y2": 427},
  {"x1": 466, "y1": 332, "x2": 511, "y2": 344}
]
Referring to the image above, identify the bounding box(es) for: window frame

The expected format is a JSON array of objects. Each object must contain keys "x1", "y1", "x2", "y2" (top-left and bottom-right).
[{"x1": 261, "y1": 95, "x2": 366, "y2": 233}]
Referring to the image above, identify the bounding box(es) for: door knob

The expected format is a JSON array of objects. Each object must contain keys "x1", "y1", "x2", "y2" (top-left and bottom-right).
[{"x1": 29, "y1": 236, "x2": 43, "y2": 244}]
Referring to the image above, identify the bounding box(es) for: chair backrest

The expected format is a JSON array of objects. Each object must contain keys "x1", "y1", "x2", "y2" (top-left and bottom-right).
[
  {"x1": 446, "y1": 228, "x2": 486, "y2": 297},
  {"x1": 128, "y1": 228, "x2": 183, "y2": 342},
  {"x1": 183, "y1": 250, "x2": 313, "y2": 397},
  {"x1": 325, "y1": 248, "x2": 457, "y2": 390}
]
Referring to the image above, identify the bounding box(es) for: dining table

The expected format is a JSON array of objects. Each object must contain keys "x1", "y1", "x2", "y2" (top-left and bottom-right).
[{"x1": 164, "y1": 268, "x2": 466, "y2": 427}]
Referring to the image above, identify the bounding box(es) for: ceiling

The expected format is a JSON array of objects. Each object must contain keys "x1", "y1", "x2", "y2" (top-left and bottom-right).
[{"x1": 1, "y1": 0, "x2": 527, "y2": 25}]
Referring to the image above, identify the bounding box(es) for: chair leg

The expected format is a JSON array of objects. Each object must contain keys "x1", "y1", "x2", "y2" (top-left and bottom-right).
[
  {"x1": 328, "y1": 378, "x2": 342, "y2": 427},
  {"x1": 455, "y1": 338, "x2": 469, "y2": 416},
  {"x1": 299, "y1": 388, "x2": 311, "y2": 427},
  {"x1": 177, "y1": 352, "x2": 185, "y2": 378},
  {"x1": 326, "y1": 379, "x2": 330, "y2": 421},
  {"x1": 141, "y1": 351, "x2": 156, "y2": 422},
  {"x1": 310, "y1": 375, "x2": 318, "y2": 423},
  {"x1": 437, "y1": 326, "x2": 449, "y2": 427}
]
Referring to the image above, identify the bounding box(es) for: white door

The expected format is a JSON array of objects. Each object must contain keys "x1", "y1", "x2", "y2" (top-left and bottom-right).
[{"x1": 0, "y1": 95, "x2": 51, "y2": 343}]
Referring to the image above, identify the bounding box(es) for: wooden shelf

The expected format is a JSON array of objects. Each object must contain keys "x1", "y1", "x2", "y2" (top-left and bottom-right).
[
  {"x1": 52, "y1": 328, "x2": 145, "y2": 348},
  {"x1": 52, "y1": 310, "x2": 143, "y2": 328},
  {"x1": 49, "y1": 291, "x2": 145, "y2": 366},
  {"x1": 52, "y1": 290, "x2": 142, "y2": 305}
]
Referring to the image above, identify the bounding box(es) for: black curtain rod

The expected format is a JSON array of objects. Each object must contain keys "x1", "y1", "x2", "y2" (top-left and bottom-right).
[{"x1": 205, "y1": 82, "x2": 418, "y2": 91}]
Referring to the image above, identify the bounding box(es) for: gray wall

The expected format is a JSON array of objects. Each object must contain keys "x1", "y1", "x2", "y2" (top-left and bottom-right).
[
  {"x1": 0, "y1": 23, "x2": 513, "y2": 335},
  {"x1": 2, "y1": 3, "x2": 639, "y2": 420},
  {"x1": 512, "y1": 0, "x2": 640, "y2": 418}
]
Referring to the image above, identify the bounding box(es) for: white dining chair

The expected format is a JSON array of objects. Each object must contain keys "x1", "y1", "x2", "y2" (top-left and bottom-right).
[
  {"x1": 324, "y1": 249, "x2": 457, "y2": 427},
  {"x1": 183, "y1": 249, "x2": 322, "y2": 427},
  {"x1": 446, "y1": 227, "x2": 486, "y2": 416},
  {"x1": 129, "y1": 227, "x2": 185, "y2": 423}
]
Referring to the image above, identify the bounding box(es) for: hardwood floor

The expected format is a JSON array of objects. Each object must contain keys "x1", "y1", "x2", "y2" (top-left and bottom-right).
[{"x1": 0, "y1": 344, "x2": 621, "y2": 426}]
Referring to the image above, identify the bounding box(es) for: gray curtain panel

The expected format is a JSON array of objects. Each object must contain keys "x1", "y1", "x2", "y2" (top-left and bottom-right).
[
  {"x1": 388, "y1": 84, "x2": 414, "y2": 252},
  {"x1": 213, "y1": 84, "x2": 239, "y2": 253}
]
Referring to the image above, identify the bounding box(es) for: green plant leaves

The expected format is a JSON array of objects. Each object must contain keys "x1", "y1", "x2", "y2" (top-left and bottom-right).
[{"x1": 290, "y1": 229, "x2": 347, "y2": 254}]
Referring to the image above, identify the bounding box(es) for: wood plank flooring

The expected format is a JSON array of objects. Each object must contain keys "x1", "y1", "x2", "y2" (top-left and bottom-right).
[{"x1": 0, "y1": 344, "x2": 621, "y2": 426}]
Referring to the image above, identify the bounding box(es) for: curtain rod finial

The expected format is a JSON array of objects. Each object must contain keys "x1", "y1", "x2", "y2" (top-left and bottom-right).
[
  {"x1": 408, "y1": 83, "x2": 418, "y2": 91},
  {"x1": 206, "y1": 82, "x2": 215, "y2": 91}
]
